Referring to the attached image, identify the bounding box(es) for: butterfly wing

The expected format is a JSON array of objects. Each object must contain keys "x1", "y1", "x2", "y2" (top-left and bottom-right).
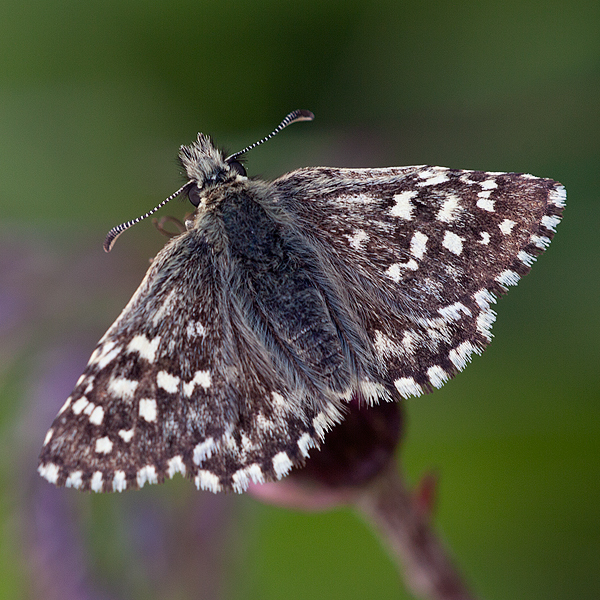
[
  {"x1": 273, "y1": 166, "x2": 565, "y2": 396},
  {"x1": 38, "y1": 227, "x2": 338, "y2": 493}
]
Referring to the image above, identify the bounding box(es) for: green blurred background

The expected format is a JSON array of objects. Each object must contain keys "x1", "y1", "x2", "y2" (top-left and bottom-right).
[{"x1": 1, "y1": 0, "x2": 598, "y2": 598}]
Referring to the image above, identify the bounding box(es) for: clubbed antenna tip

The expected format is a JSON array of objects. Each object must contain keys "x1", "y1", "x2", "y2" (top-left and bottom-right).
[{"x1": 226, "y1": 109, "x2": 314, "y2": 162}]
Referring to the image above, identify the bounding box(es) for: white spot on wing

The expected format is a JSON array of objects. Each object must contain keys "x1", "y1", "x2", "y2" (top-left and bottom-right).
[
  {"x1": 72, "y1": 397, "x2": 89, "y2": 415},
  {"x1": 222, "y1": 431, "x2": 238, "y2": 453},
  {"x1": 358, "y1": 380, "x2": 389, "y2": 404},
  {"x1": 390, "y1": 190, "x2": 418, "y2": 220},
  {"x1": 480, "y1": 179, "x2": 498, "y2": 190},
  {"x1": 183, "y1": 370, "x2": 212, "y2": 397},
  {"x1": 437, "y1": 193, "x2": 461, "y2": 223},
  {"x1": 193, "y1": 437, "x2": 217, "y2": 465},
  {"x1": 499, "y1": 219, "x2": 516, "y2": 235},
  {"x1": 38, "y1": 463, "x2": 60, "y2": 485},
  {"x1": 442, "y1": 231, "x2": 464, "y2": 255},
  {"x1": 84, "y1": 378, "x2": 95, "y2": 394},
  {"x1": 58, "y1": 396, "x2": 72, "y2": 415},
  {"x1": 257, "y1": 413, "x2": 275, "y2": 431},
  {"x1": 65, "y1": 470, "x2": 83, "y2": 489},
  {"x1": 476, "y1": 307, "x2": 496, "y2": 341},
  {"x1": 402, "y1": 330, "x2": 418, "y2": 355},
  {"x1": 476, "y1": 197, "x2": 495, "y2": 212},
  {"x1": 273, "y1": 452, "x2": 293, "y2": 479},
  {"x1": 271, "y1": 391, "x2": 286, "y2": 407},
  {"x1": 330, "y1": 192, "x2": 376, "y2": 206},
  {"x1": 518, "y1": 250, "x2": 536, "y2": 267},
  {"x1": 95, "y1": 436, "x2": 113, "y2": 454},
  {"x1": 43, "y1": 429, "x2": 53, "y2": 446},
  {"x1": 427, "y1": 365, "x2": 449, "y2": 388},
  {"x1": 127, "y1": 334, "x2": 160, "y2": 363},
  {"x1": 541, "y1": 215, "x2": 561, "y2": 232},
  {"x1": 479, "y1": 231, "x2": 491, "y2": 245},
  {"x1": 231, "y1": 469, "x2": 250, "y2": 493},
  {"x1": 139, "y1": 398, "x2": 157, "y2": 422},
  {"x1": 449, "y1": 341, "x2": 479, "y2": 371},
  {"x1": 417, "y1": 170, "x2": 449, "y2": 187},
  {"x1": 232, "y1": 464, "x2": 265, "y2": 492},
  {"x1": 167, "y1": 455, "x2": 186, "y2": 478},
  {"x1": 410, "y1": 231, "x2": 428, "y2": 260},
  {"x1": 386, "y1": 264, "x2": 401, "y2": 281},
  {"x1": 322, "y1": 401, "x2": 343, "y2": 425},
  {"x1": 530, "y1": 234, "x2": 550, "y2": 249},
  {"x1": 439, "y1": 302, "x2": 471, "y2": 320},
  {"x1": 474, "y1": 288, "x2": 496, "y2": 309},
  {"x1": 386, "y1": 259, "x2": 418, "y2": 281},
  {"x1": 298, "y1": 433, "x2": 316, "y2": 458},
  {"x1": 96, "y1": 340, "x2": 116, "y2": 358},
  {"x1": 496, "y1": 270, "x2": 520, "y2": 287},
  {"x1": 394, "y1": 377, "x2": 423, "y2": 398},
  {"x1": 247, "y1": 463, "x2": 265, "y2": 483},
  {"x1": 156, "y1": 371, "x2": 180, "y2": 394},
  {"x1": 94, "y1": 342, "x2": 121, "y2": 370},
  {"x1": 549, "y1": 185, "x2": 566, "y2": 208},
  {"x1": 137, "y1": 465, "x2": 158, "y2": 488},
  {"x1": 91, "y1": 471, "x2": 103, "y2": 492},
  {"x1": 347, "y1": 229, "x2": 369, "y2": 250},
  {"x1": 374, "y1": 330, "x2": 402, "y2": 358},
  {"x1": 109, "y1": 377, "x2": 139, "y2": 400},
  {"x1": 312, "y1": 412, "x2": 331, "y2": 439},
  {"x1": 241, "y1": 433, "x2": 256, "y2": 453},
  {"x1": 112, "y1": 471, "x2": 127, "y2": 492},
  {"x1": 195, "y1": 470, "x2": 222, "y2": 493},
  {"x1": 186, "y1": 321, "x2": 206, "y2": 338},
  {"x1": 119, "y1": 428, "x2": 134, "y2": 442},
  {"x1": 89, "y1": 405, "x2": 104, "y2": 425}
]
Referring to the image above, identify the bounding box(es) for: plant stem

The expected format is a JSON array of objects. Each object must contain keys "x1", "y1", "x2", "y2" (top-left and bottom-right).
[{"x1": 354, "y1": 462, "x2": 477, "y2": 600}]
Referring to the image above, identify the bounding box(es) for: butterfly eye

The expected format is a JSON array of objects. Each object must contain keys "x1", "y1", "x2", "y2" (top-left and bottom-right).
[
  {"x1": 188, "y1": 185, "x2": 202, "y2": 207},
  {"x1": 228, "y1": 160, "x2": 247, "y2": 177}
]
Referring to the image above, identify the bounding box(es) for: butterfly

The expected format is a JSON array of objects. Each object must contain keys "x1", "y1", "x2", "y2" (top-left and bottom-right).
[{"x1": 38, "y1": 110, "x2": 565, "y2": 493}]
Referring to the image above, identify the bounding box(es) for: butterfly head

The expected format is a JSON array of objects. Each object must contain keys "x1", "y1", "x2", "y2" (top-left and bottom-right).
[
  {"x1": 103, "y1": 110, "x2": 313, "y2": 252},
  {"x1": 179, "y1": 133, "x2": 247, "y2": 207}
]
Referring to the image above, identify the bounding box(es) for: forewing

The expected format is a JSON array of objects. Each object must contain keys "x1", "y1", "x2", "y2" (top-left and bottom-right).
[
  {"x1": 274, "y1": 166, "x2": 565, "y2": 396},
  {"x1": 38, "y1": 230, "x2": 331, "y2": 493}
]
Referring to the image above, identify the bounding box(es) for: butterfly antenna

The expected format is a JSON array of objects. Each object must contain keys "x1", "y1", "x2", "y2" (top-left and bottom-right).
[
  {"x1": 105, "y1": 110, "x2": 314, "y2": 252},
  {"x1": 103, "y1": 181, "x2": 192, "y2": 252},
  {"x1": 226, "y1": 109, "x2": 314, "y2": 162}
]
